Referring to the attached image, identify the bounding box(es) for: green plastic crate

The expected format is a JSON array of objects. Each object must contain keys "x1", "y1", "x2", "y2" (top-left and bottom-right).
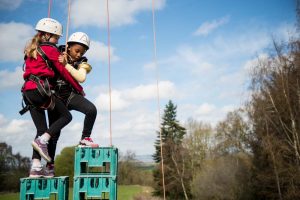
[
  {"x1": 73, "y1": 175, "x2": 117, "y2": 200},
  {"x1": 19, "y1": 176, "x2": 69, "y2": 200},
  {"x1": 74, "y1": 147, "x2": 118, "y2": 176}
]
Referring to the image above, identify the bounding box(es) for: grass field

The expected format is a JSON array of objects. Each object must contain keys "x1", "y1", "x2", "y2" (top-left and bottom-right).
[{"x1": 0, "y1": 185, "x2": 149, "y2": 200}]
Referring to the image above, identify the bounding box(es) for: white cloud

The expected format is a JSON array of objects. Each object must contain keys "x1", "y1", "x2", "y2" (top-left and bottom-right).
[
  {"x1": 143, "y1": 56, "x2": 178, "y2": 71},
  {"x1": 86, "y1": 40, "x2": 119, "y2": 63},
  {"x1": 0, "y1": 0, "x2": 22, "y2": 10},
  {"x1": 125, "y1": 81, "x2": 176, "y2": 101},
  {"x1": 55, "y1": 107, "x2": 158, "y2": 156},
  {"x1": 71, "y1": 0, "x2": 166, "y2": 28},
  {"x1": 4, "y1": 119, "x2": 29, "y2": 133},
  {"x1": 243, "y1": 53, "x2": 269, "y2": 72},
  {"x1": 113, "y1": 111, "x2": 156, "y2": 135},
  {"x1": 0, "y1": 22, "x2": 33, "y2": 62},
  {"x1": 96, "y1": 90, "x2": 131, "y2": 111},
  {"x1": 94, "y1": 108, "x2": 158, "y2": 154},
  {"x1": 163, "y1": 25, "x2": 273, "y2": 79},
  {"x1": 143, "y1": 62, "x2": 156, "y2": 70},
  {"x1": 95, "y1": 81, "x2": 177, "y2": 111},
  {"x1": 195, "y1": 103, "x2": 217, "y2": 116},
  {"x1": 0, "y1": 114, "x2": 34, "y2": 157},
  {"x1": 212, "y1": 32, "x2": 270, "y2": 57},
  {"x1": 0, "y1": 67, "x2": 23, "y2": 91},
  {"x1": 0, "y1": 114, "x2": 8, "y2": 126},
  {"x1": 220, "y1": 105, "x2": 236, "y2": 114},
  {"x1": 194, "y1": 15, "x2": 230, "y2": 36},
  {"x1": 150, "y1": 22, "x2": 290, "y2": 129},
  {"x1": 176, "y1": 45, "x2": 213, "y2": 73},
  {"x1": 178, "y1": 103, "x2": 236, "y2": 126},
  {"x1": 64, "y1": 121, "x2": 82, "y2": 132}
]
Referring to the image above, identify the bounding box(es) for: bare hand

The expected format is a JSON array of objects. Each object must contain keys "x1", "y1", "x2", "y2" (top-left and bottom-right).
[{"x1": 58, "y1": 53, "x2": 68, "y2": 65}]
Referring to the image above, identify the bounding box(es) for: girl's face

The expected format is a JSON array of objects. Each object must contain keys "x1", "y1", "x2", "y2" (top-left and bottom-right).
[
  {"x1": 46, "y1": 33, "x2": 60, "y2": 44},
  {"x1": 68, "y1": 44, "x2": 86, "y2": 61}
]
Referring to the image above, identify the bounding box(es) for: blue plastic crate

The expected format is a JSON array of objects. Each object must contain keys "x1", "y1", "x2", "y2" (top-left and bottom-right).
[
  {"x1": 73, "y1": 175, "x2": 117, "y2": 200},
  {"x1": 74, "y1": 147, "x2": 118, "y2": 176},
  {"x1": 19, "y1": 176, "x2": 69, "y2": 200}
]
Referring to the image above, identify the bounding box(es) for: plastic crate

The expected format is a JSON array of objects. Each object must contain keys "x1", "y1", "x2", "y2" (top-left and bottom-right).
[
  {"x1": 74, "y1": 147, "x2": 118, "y2": 176},
  {"x1": 19, "y1": 176, "x2": 69, "y2": 200},
  {"x1": 73, "y1": 175, "x2": 117, "y2": 200}
]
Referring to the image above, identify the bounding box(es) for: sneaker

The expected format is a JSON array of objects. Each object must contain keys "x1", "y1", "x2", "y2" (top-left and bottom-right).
[
  {"x1": 44, "y1": 163, "x2": 54, "y2": 178},
  {"x1": 29, "y1": 168, "x2": 44, "y2": 178},
  {"x1": 31, "y1": 137, "x2": 51, "y2": 162},
  {"x1": 79, "y1": 137, "x2": 99, "y2": 147}
]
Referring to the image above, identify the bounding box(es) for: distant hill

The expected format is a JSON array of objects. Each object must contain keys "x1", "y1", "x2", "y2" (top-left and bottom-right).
[{"x1": 135, "y1": 154, "x2": 154, "y2": 164}]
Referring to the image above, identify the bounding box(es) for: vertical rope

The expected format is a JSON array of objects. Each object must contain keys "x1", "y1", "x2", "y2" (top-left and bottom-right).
[
  {"x1": 152, "y1": 0, "x2": 166, "y2": 199},
  {"x1": 106, "y1": 0, "x2": 113, "y2": 146},
  {"x1": 47, "y1": 0, "x2": 52, "y2": 17},
  {"x1": 65, "y1": 0, "x2": 71, "y2": 52}
]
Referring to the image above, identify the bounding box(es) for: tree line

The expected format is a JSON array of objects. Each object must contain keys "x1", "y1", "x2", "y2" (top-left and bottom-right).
[
  {"x1": 0, "y1": 143, "x2": 153, "y2": 192},
  {"x1": 0, "y1": 143, "x2": 30, "y2": 192},
  {"x1": 151, "y1": 4, "x2": 300, "y2": 200}
]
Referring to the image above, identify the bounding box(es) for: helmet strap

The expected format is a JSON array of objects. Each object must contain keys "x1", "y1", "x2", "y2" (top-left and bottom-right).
[{"x1": 41, "y1": 34, "x2": 51, "y2": 42}]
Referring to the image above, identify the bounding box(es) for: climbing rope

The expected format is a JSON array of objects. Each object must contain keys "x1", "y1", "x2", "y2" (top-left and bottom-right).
[
  {"x1": 47, "y1": 0, "x2": 70, "y2": 48},
  {"x1": 106, "y1": 0, "x2": 113, "y2": 146},
  {"x1": 64, "y1": 0, "x2": 72, "y2": 52},
  {"x1": 47, "y1": 0, "x2": 52, "y2": 17},
  {"x1": 152, "y1": 0, "x2": 166, "y2": 199}
]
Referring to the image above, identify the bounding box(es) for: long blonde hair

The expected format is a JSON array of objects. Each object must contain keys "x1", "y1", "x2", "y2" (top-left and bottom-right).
[{"x1": 24, "y1": 32, "x2": 44, "y2": 59}]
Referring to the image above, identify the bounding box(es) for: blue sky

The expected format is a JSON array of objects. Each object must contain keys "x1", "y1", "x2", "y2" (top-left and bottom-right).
[{"x1": 0, "y1": 0, "x2": 296, "y2": 158}]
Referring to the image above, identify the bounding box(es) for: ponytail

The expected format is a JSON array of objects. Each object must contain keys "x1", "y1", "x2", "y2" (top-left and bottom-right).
[{"x1": 24, "y1": 32, "x2": 43, "y2": 59}]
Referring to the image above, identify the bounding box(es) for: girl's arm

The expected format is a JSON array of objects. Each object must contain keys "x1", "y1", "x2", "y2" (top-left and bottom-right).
[
  {"x1": 45, "y1": 46, "x2": 84, "y2": 94},
  {"x1": 65, "y1": 62, "x2": 92, "y2": 83}
]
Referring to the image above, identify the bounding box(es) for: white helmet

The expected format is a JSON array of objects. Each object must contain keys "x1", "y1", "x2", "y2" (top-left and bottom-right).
[
  {"x1": 68, "y1": 32, "x2": 90, "y2": 49},
  {"x1": 35, "y1": 18, "x2": 63, "y2": 36}
]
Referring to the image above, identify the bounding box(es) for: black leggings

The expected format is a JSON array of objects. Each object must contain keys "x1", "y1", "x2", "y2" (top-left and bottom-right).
[
  {"x1": 24, "y1": 89, "x2": 72, "y2": 160},
  {"x1": 47, "y1": 93, "x2": 97, "y2": 164}
]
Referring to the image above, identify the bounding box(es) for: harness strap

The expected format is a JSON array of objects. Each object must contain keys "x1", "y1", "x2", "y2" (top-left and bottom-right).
[
  {"x1": 40, "y1": 94, "x2": 56, "y2": 110},
  {"x1": 20, "y1": 43, "x2": 58, "y2": 115},
  {"x1": 66, "y1": 91, "x2": 76, "y2": 107},
  {"x1": 19, "y1": 74, "x2": 55, "y2": 115},
  {"x1": 19, "y1": 90, "x2": 37, "y2": 115},
  {"x1": 19, "y1": 94, "x2": 34, "y2": 115},
  {"x1": 37, "y1": 46, "x2": 52, "y2": 70},
  {"x1": 27, "y1": 74, "x2": 52, "y2": 98},
  {"x1": 37, "y1": 44, "x2": 60, "y2": 75},
  {"x1": 19, "y1": 91, "x2": 56, "y2": 115}
]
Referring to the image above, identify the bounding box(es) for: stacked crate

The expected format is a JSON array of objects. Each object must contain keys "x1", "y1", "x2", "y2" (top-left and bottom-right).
[
  {"x1": 19, "y1": 176, "x2": 69, "y2": 200},
  {"x1": 73, "y1": 147, "x2": 118, "y2": 200}
]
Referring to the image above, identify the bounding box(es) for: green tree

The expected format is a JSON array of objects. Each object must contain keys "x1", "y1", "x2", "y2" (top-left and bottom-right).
[
  {"x1": 118, "y1": 150, "x2": 137, "y2": 185},
  {"x1": 247, "y1": 35, "x2": 300, "y2": 199},
  {"x1": 214, "y1": 109, "x2": 250, "y2": 156},
  {"x1": 183, "y1": 119, "x2": 212, "y2": 176},
  {"x1": 153, "y1": 100, "x2": 191, "y2": 200},
  {"x1": 189, "y1": 110, "x2": 253, "y2": 200},
  {"x1": 118, "y1": 150, "x2": 153, "y2": 186},
  {"x1": 55, "y1": 146, "x2": 75, "y2": 186},
  {"x1": 191, "y1": 154, "x2": 252, "y2": 200},
  {"x1": 0, "y1": 142, "x2": 30, "y2": 192}
]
